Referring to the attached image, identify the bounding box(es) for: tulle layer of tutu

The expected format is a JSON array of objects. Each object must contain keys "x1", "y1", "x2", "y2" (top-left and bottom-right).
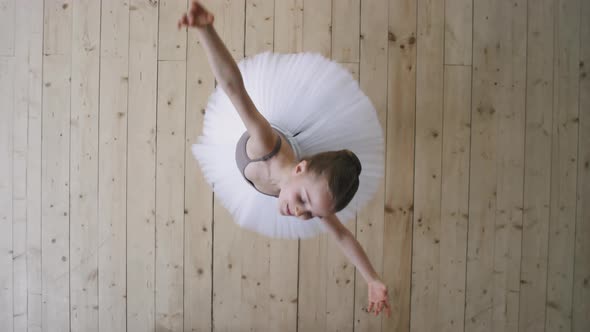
[{"x1": 192, "y1": 52, "x2": 384, "y2": 239}]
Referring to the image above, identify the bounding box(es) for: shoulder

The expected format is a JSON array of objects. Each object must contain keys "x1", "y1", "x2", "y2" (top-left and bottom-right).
[{"x1": 245, "y1": 129, "x2": 282, "y2": 160}]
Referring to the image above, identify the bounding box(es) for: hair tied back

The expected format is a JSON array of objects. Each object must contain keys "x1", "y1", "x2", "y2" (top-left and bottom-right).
[{"x1": 345, "y1": 150, "x2": 362, "y2": 176}]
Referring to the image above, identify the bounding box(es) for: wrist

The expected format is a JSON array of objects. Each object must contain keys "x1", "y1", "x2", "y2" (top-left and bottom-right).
[{"x1": 367, "y1": 274, "x2": 380, "y2": 284}]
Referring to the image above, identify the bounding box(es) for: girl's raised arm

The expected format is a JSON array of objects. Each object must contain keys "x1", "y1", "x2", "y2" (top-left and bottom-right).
[{"x1": 179, "y1": 1, "x2": 275, "y2": 151}]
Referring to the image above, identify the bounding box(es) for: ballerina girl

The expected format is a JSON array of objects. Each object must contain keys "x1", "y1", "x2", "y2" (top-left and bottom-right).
[{"x1": 179, "y1": 1, "x2": 391, "y2": 318}]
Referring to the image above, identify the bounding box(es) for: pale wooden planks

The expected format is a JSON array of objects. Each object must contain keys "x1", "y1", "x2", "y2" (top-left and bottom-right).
[
  {"x1": 183, "y1": 0, "x2": 215, "y2": 330},
  {"x1": 155, "y1": 3, "x2": 187, "y2": 332},
  {"x1": 546, "y1": 0, "x2": 581, "y2": 330},
  {"x1": 438, "y1": 1, "x2": 472, "y2": 331},
  {"x1": 465, "y1": 0, "x2": 498, "y2": 329},
  {"x1": 158, "y1": 0, "x2": 187, "y2": 61},
  {"x1": 274, "y1": 0, "x2": 303, "y2": 54},
  {"x1": 0, "y1": 56, "x2": 14, "y2": 332},
  {"x1": 155, "y1": 61, "x2": 186, "y2": 332},
  {"x1": 444, "y1": 0, "x2": 472, "y2": 66},
  {"x1": 352, "y1": 1, "x2": 394, "y2": 331},
  {"x1": 439, "y1": 65, "x2": 471, "y2": 332},
  {"x1": 25, "y1": 1, "x2": 44, "y2": 331},
  {"x1": 382, "y1": 0, "x2": 416, "y2": 331},
  {"x1": 42, "y1": 1, "x2": 72, "y2": 330},
  {"x1": 302, "y1": 0, "x2": 331, "y2": 56},
  {"x1": 0, "y1": 0, "x2": 15, "y2": 55},
  {"x1": 491, "y1": 1, "x2": 527, "y2": 331},
  {"x1": 5, "y1": 1, "x2": 590, "y2": 331},
  {"x1": 98, "y1": 1, "x2": 129, "y2": 331},
  {"x1": 13, "y1": 1, "x2": 39, "y2": 330},
  {"x1": 69, "y1": 1, "x2": 101, "y2": 331},
  {"x1": 520, "y1": 0, "x2": 554, "y2": 331},
  {"x1": 245, "y1": 0, "x2": 274, "y2": 57},
  {"x1": 573, "y1": 1, "x2": 590, "y2": 330},
  {"x1": 127, "y1": 1, "x2": 158, "y2": 331},
  {"x1": 411, "y1": 0, "x2": 444, "y2": 331},
  {"x1": 332, "y1": 0, "x2": 359, "y2": 63}
]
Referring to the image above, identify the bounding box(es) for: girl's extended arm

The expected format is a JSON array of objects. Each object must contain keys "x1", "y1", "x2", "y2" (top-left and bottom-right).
[
  {"x1": 321, "y1": 215, "x2": 379, "y2": 283},
  {"x1": 320, "y1": 215, "x2": 391, "y2": 317},
  {"x1": 178, "y1": 1, "x2": 275, "y2": 149}
]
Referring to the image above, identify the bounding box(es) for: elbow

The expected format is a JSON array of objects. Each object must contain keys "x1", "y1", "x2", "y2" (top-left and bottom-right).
[{"x1": 220, "y1": 77, "x2": 244, "y2": 95}]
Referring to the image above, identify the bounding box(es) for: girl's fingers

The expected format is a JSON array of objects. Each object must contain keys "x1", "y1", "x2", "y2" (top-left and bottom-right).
[
  {"x1": 178, "y1": 14, "x2": 188, "y2": 29},
  {"x1": 367, "y1": 302, "x2": 374, "y2": 313}
]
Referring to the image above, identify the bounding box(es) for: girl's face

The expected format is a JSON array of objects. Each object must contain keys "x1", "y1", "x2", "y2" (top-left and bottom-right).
[{"x1": 278, "y1": 161, "x2": 334, "y2": 220}]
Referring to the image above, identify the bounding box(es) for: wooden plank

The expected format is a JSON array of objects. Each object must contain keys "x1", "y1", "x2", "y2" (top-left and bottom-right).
[
  {"x1": 127, "y1": 1, "x2": 158, "y2": 331},
  {"x1": 0, "y1": 0, "x2": 15, "y2": 55},
  {"x1": 41, "y1": 1, "x2": 72, "y2": 330},
  {"x1": 411, "y1": 0, "x2": 444, "y2": 331},
  {"x1": 302, "y1": 0, "x2": 331, "y2": 56},
  {"x1": 444, "y1": 0, "x2": 472, "y2": 66},
  {"x1": 26, "y1": 1, "x2": 44, "y2": 331},
  {"x1": 274, "y1": 0, "x2": 303, "y2": 53},
  {"x1": 546, "y1": 0, "x2": 581, "y2": 330},
  {"x1": 98, "y1": 1, "x2": 129, "y2": 331},
  {"x1": 381, "y1": 0, "x2": 416, "y2": 331},
  {"x1": 491, "y1": 1, "x2": 527, "y2": 331},
  {"x1": 0, "y1": 56, "x2": 14, "y2": 332},
  {"x1": 349, "y1": 1, "x2": 387, "y2": 332},
  {"x1": 184, "y1": 2, "x2": 215, "y2": 329},
  {"x1": 155, "y1": 2, "x2": 187, "y2": 332},
  {"x1": 297, "y1": 1, "x2": 331, "y2": 331},
  {"x1": 439, "y1": 65, "x2": 470, "y2": 332},
  {"x1": 519, "y1": 0, "x2": 554, "y2": 331},
  {"x1": 41, "y1": 55, "x2": 72, "y2": 332},
  {"x1": 13, "y1": 1, "x2": 35, "y2": 330},
  {"x1": 573, "y1": 2, "x2": 590, "y2": 330},
  {"x1": 465, "y1": 0, "x2": 501, "y2": 330},
  {"x1": 155, "y1": 61, "x2": 186, "y2": 332},
  {"x1": 207, "y1": 1, "x2": 247, "y2": 330},
  {"x1": 43, "y1": 0, "x2": 71, "y2": 56},
  {"x1": 332, "y1": 0, "x2": 359, "y2": 63},
  {"x1": 245, "y1": 0, "x2": 274, "y2": 57},
  {"x1": 158, "y1": 0, "x2": 186, "y2": 61},
  {"x1": 69, "y1": 1, "x2": 101, "y2": 331},
  {"x1": 438, "y1": 2, "x2": 472, "y2": 332}
]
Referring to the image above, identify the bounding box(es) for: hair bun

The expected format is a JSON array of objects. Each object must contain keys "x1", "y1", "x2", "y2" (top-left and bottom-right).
[{"x1": 344, "y1": 150, "x2": 362, "y2": 176}]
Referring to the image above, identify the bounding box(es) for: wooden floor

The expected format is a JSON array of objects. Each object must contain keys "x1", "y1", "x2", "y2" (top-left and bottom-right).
[{"x1": 0, "y1": 0, "x2": 588, "y2": 331}]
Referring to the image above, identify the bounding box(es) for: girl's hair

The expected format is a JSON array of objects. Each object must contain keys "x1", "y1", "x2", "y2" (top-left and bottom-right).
[{"x1": 302, "y1": 149, "x2": 361, "y2": 212}]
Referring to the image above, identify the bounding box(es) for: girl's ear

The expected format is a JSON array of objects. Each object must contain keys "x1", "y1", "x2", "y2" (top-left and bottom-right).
[{"x1": 294, "y1": 160, "x2": 308, "y2": 175}]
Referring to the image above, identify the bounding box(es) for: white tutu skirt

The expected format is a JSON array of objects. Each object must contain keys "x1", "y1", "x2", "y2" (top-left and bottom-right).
[{"x1": 192, "y1": 52, "x2": 384, "y2": 239}]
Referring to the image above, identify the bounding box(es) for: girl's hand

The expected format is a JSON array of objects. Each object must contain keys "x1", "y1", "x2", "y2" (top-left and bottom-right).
[
  {"x1": 178, "y1": 1, "x2": 214, "y2": 30},
  {"x1": 367, "y1": 279, "x2": 391, "y2": 318}
]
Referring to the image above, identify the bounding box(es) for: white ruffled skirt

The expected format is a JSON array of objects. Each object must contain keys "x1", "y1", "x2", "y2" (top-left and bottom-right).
[{"x1": 192, "y1": 52, "x2": 384, "y2": 239}]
